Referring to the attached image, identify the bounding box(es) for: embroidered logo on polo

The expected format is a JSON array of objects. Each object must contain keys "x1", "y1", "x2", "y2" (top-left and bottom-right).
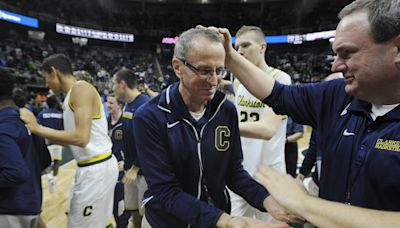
[
  {"x1": 375, "y1": 138, "x2": 400, "y2": 152},
  {"x1": 215, "y1": 126, "x2": 230, "y2": 151}
]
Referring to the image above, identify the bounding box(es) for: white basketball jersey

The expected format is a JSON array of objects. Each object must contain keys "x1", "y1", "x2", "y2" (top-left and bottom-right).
[
  {"x1": 234, "y1": 66, "x2": 291, "y2": 175},
  {"x1": 63, "y1": 85, "x2": 112, "y2": 162}
]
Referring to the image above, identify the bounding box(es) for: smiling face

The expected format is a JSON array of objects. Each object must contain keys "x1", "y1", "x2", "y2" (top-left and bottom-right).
[
  {"x1": 331, "y1": 10, "x2": 400, "y2": 104},
  {"x1": 173, "y1": 35, "x2": 225, "y2": 112}
]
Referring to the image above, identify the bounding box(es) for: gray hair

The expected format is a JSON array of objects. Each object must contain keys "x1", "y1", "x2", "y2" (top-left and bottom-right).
[
  {"x1": 173, "y1": 28, "x2": 223, "y2": 59},
  {"x1": 339, "y1": 0, "x2": 400, "y2": 43}
]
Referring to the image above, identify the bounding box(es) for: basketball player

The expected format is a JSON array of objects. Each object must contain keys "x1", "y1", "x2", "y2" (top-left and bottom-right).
[
  {"x1": 231, "y1": 25, "x2": 292, "y2": 222},
  {"x1": 107, "y1": 94, "x2": 130, "y2": 228},
  {"x1": 36, "y1": 94, "x2": 63, "y2": 192},
  {"x1": 112, "y1": 68, "x2": 150, "y2": 228},
  {"x1": 20, "y1": 54, "x2": 119, "y2": 228}
]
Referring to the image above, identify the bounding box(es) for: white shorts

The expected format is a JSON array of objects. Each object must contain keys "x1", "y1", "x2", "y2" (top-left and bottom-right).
[
  {"x1": 124, "y1": 175, "x2": 147, "y2": 215},
  {"x1": 229, "y1": 190, "x2": 278, "y2": 223},
  {"x1": 0, "y1": 215, "x2": 39, "y2": 228},
  {"x1": 67, "y1": 156, "x2": 118, "y2": 228},
  {"x1": 47, "y1": 144, "x2": 63, "y2": 161}
]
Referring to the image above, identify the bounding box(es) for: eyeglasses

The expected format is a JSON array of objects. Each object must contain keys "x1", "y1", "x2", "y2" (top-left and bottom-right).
[{"x1": 177, "y1": 57, "x2": 227, "y2": 79}]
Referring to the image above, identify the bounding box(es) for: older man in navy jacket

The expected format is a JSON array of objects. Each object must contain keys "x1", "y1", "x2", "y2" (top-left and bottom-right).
[{"x1": 134, "y1": 28, "x2": 296, "y2": 228}]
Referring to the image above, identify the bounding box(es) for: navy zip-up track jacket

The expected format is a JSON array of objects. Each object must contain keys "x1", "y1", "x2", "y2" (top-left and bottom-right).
[{"x1": 134, "y1": 82, "x2": 269, "y2": 227}]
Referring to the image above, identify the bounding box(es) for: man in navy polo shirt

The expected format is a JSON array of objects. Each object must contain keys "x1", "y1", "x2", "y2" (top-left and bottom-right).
[{"x1": 212, "y1": 0, "x2": 400, "y2": 226}]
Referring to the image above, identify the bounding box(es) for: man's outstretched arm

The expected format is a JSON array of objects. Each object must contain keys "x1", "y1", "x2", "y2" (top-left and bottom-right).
[{"x1": 256, "y1": 165, "x2": 400, "y2": 228}]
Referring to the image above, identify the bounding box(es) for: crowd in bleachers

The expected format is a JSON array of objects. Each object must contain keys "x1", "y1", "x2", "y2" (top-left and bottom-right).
[
  {"x1": 0, "y1": 0, "x2": 346, "y2": 94},
  {"x1": 0, "y1": 36, "x2": 334, "y2": 93},
  {"x1": 2, "y1": 0, "x2": 351, "y2": 36},
  {"x1": 267, "y1": 44, "x2": 335, "y2": 83},
  {"x1": 0, "y1": 38, "x2": 163, "y2": 91},
  {"x1": 1, "y1": 0, "x2": 344, "y2": 89}
]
